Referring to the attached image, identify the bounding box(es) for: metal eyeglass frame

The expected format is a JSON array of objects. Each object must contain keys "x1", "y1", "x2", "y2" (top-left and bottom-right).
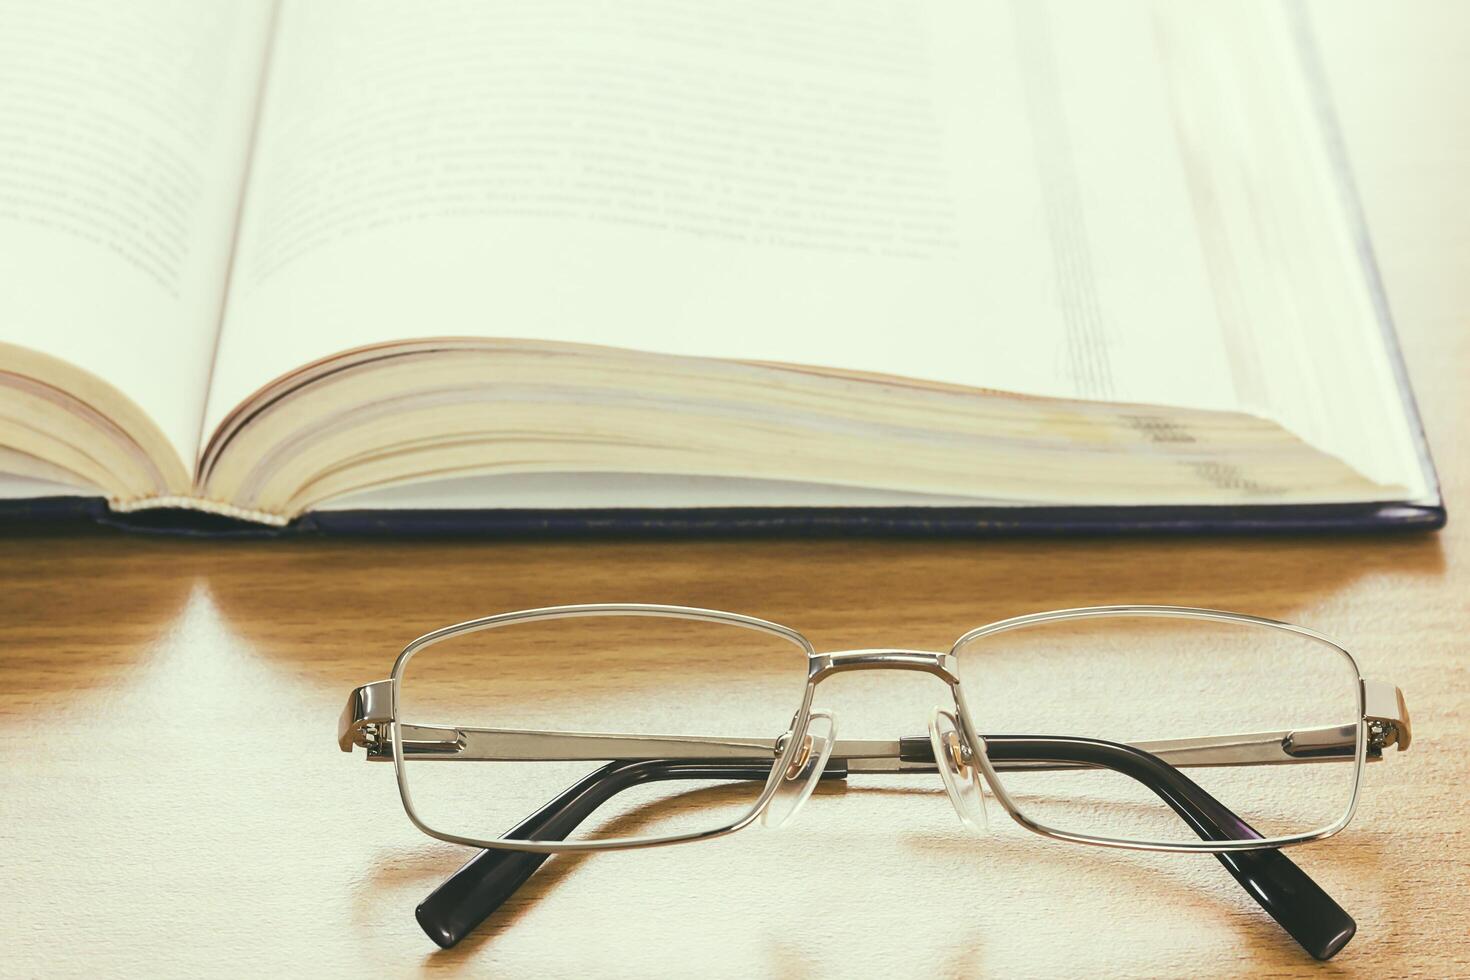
[{"x1": 339, "y1": 603, "x2": 1412, "y2": 959}]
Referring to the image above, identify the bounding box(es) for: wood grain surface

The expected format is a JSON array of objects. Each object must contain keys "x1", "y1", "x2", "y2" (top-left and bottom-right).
[{"x1": 2, "y1": 4, "x2": 1467, "y2": 977}]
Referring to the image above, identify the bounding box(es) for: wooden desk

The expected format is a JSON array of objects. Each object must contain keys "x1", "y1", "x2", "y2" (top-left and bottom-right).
[{"x1": 2, "y1": 5, "x2": 1466, "y2": 976}]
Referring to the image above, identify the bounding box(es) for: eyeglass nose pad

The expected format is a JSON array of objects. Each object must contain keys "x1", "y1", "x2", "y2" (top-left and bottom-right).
[
  {"x1": 761, "y1": 709, "x2": 837, "y2": 829},
  {"x1": 929, "y1": 707, "x2": 989, "y2": 835}
]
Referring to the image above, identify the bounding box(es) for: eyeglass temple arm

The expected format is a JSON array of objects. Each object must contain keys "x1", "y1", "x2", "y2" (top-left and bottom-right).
[
  {"x1": 414, "y1": 759, "x2": 846, "y2": 949},
  {"x1": 411, "y1": 735, "x2": 1353, "y2": 960},
  {"x1": 336, "y1": 678, "x2": 1412, "y2": 762},
  {"x1": 965, "y1": 736, "x2": 1355, "y2": 960},
  {"x1": 341, "y1": 678, "x2": 1404, "y2": 957}
]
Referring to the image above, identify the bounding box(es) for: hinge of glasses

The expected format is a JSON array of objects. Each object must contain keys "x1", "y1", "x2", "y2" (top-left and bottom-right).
[
  {"x1": 1366, "y1": 720, "x2": 1391, "y2": 757},
  {"x1": 361, "y1": 724, "x2": 396, "y2": 759},
  {"x1": 338, "y1": 680, "x2": 393, "y2": 754},
  {"x1": 1363, "y1": 679, "x2": 1412, "y2": 757}
]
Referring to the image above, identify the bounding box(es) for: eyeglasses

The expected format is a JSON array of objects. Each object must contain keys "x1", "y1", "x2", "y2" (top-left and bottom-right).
[{"x1": 338, "y1": 604, "x2": 1411, "y2": 960}]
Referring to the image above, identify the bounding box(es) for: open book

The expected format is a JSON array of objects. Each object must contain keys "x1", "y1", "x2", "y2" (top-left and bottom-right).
[{"x1": 0, "y1": 0, "x2": 1443, "y2": 534}]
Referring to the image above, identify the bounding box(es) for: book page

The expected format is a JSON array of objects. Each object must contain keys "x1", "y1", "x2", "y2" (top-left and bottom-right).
[
  {"x1": 206, "y1": 0, "x2": 1422, "y2": 500},
  {"x1": 314, "y1": 472, "x2": 1014, "y2": 511},
  {"x1": 1146, "y1": 2, "x2": 1428, "y2": 496},
  {"x1": 0, "y1": 0, "x2": 275, "y2": 470},
  {"x1": 205, "y1": 0, "x2": 1243, "y2": 438}
]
